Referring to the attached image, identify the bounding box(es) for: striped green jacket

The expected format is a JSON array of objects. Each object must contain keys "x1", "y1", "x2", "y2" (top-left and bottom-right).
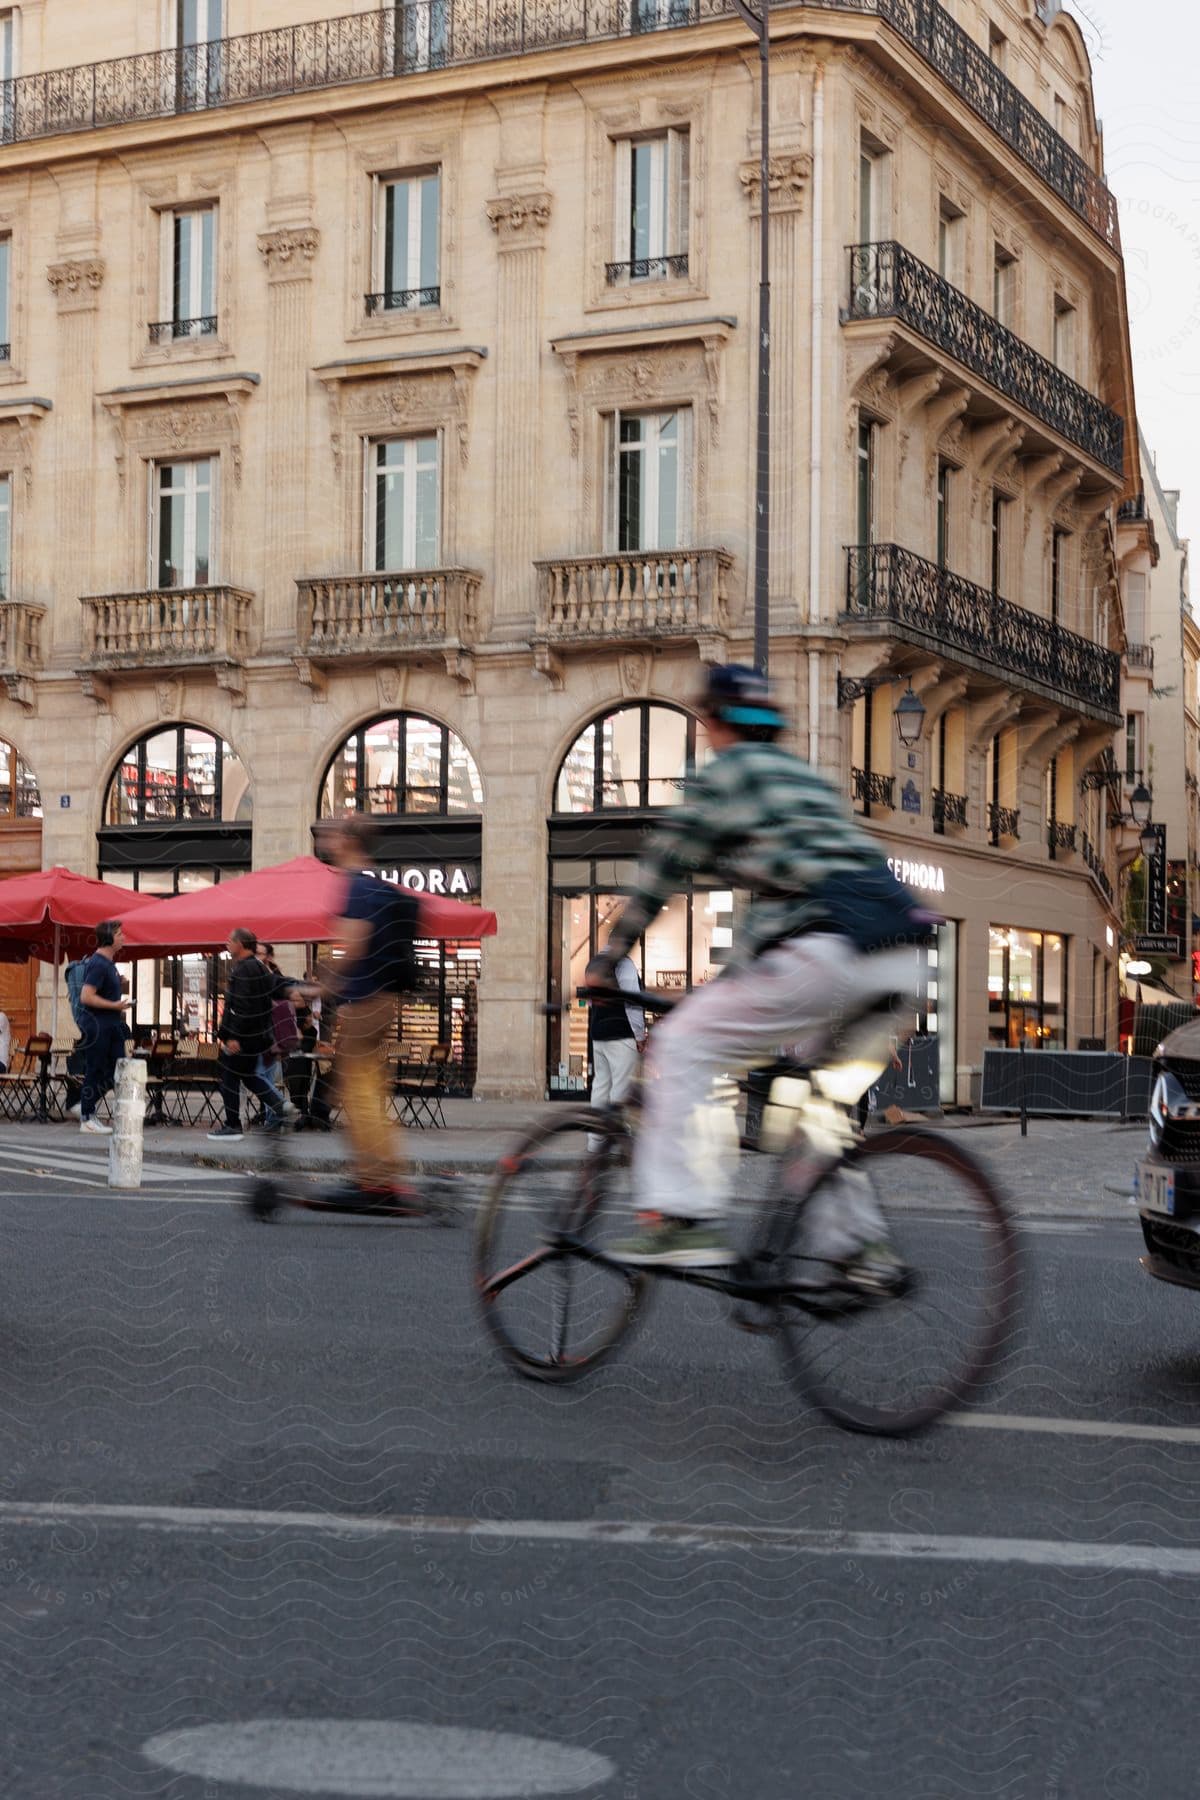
[{"x1": 605, "y1": 740, "x2": 885, "y2": 972}]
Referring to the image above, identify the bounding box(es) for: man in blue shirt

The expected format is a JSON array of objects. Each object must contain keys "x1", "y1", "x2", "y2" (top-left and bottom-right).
[
  {"x1": 313, "y1": 815, "x2": 418, "y2": 1207},
  {"x1": 78, "y1": 919, "x2": 131, "y2": 1134}
]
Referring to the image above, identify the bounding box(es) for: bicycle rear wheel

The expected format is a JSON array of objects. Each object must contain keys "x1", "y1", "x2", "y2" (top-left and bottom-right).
[
  {"x1": 776, "y1": 1128, "x2": 1019, "y2": 1435},
  {"x1": 474, "y1": 1110, "x2": 649, "y2": 1382}
]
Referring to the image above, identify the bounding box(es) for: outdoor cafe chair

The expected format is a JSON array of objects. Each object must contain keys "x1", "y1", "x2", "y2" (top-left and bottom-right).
[{"x1": 0, "y1": 1033, "x2": 57, "y2": 1121}]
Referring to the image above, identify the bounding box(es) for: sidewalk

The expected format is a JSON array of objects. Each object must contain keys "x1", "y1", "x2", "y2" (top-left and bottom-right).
[{"x1": 0, "y1": 1103, "x2": 1150, "y2": 1217}]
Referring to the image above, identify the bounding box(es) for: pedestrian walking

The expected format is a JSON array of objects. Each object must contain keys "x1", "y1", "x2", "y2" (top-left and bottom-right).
[
  {"x1": 77, "y1": 920, "x2": 131, "y2": 1135},
  {"x1": 0, "y1": 1006, "x2": 11, "y2": 1075},
  {"x1": 311, "y1": 815, "x2": 419, "y2": 1206},
  {"x1": 208, "y1": 928, "x2": 298, "y2": 1142},
  {"x1": 584, "y1": 950, "x2": 645, "y2": 1148}
]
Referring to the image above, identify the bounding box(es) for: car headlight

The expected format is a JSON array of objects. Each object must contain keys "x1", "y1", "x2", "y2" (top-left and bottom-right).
[{"x1": 1150, "y1": 1069, "x2": 1193, "y2": 1150}]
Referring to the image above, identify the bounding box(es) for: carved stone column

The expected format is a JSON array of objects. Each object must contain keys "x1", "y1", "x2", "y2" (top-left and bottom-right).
[
  {"x1": 258, "y1": 226, "x2": 320, "y2": 649},
  {"x1": 486, "y1": 190, "x2": 551, "y2": 629},
  {"x1": 740, "y1": 151, "x2": 811, "y2": 634},
  {"x1": 47, "y1": 255, "x2": 105, "y2": 661}
]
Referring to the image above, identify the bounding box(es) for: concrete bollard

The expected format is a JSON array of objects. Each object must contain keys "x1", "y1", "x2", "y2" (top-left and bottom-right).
[{"x1": 108, "y1": 1056, "x2": 147, "y2": 1190}]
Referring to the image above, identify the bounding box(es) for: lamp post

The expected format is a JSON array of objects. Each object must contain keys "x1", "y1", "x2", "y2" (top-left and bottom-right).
[
  {"x1": 1140, "y1": 821, "x2": 1159, "y2": 935},
  {"x1": 731, "y1": 0, "x2": 771, "y2": 674},
  {"x1": 893, "y1": 685, "x2": 926, "y2": 748},
  {"x1": 1129, "y1": 781, "x2": 1152, "y2": 829}
]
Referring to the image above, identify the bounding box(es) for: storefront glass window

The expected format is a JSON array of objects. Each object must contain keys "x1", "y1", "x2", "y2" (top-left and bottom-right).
[
  {"x1": 988, "y1": 925, "x2": 1067, "y2": 1048},
  {"x1": 0, "y1": 738, "x2": 41, "y2": 818},
  {"x1": 319, "y1": 712, "x2": 481, "y2": 819},
  {"x1": 646, "y1": 707, "x2": 690, "y2": 807},
  {"x1": 554, "y1": 702, "x2": 702, "y2": 814},
  {"x1": 103, "y1": 866, "x2": 220, "y2": 1040},
  {"x1": 105, "y1": 725, "x2": 250, "y2": 827}
]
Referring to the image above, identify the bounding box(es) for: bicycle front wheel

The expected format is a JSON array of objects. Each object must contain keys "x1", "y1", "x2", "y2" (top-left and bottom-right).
[
  {"x1": 475, "y1": 1110, "x2": 649, "y2": 1382},
  {"x1": 776, "y1": 1128, "x2": 1019, "y2": 1435}
]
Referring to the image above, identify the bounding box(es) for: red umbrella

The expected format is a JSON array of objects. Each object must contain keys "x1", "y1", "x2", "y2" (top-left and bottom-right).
[
  {"x1": 121, "y1": 855, "x2": 498, "y2": 955},
  {"x1": 0, "y1": 867, "x2": 156, "y2": 964}
]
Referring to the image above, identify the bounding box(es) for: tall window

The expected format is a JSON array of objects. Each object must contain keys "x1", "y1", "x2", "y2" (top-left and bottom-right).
[
  {"x1": 1052, "y1": 295, "x2": 1075, "y2": 375},
  {"x1": 607, "y1": 410, "x2": 690, "y2": 552},
  {"x1": 937, "y1": 198, "x2": 963, "y2": 285},
  {"x1": 373, "y1": 172, "x2": 440, "y2": 313},
  {"x1": 859, "y1": 138, "x2": 888, "y2": 243},
  {"x1": 158, "y1": 207, "x2": 217, "y2": 340},
  {"x1": 613, "y1": 132, "x2": 689, "y2": 281},
  {"x1": 391, "y1": 0, "x2": 449, "y2": 73},
  {"x1": 369, "y1": 436, "x2": 440, "y2": 570},
  {"x1": 993, "y1": 243, "x2": 1016, "y2": 327},
  {"x1": 106, "y1": 725, "x2": 249, "y2": 827},
  {"x1": 856, "y1": 417, "x2": 875, "y2": 546},
  {"x1": 991, "y1": 491, "x2": 1008, "y2": 596},
  {"x1": 988, "y1": 24, "x2": 1007, "y2": 67},
  {"x1": 0, "y1": 473, "x2": 10, "y2": 598},
  {"x1": 0, "y1": 11, "x2": 15, "y2": 81},
  {"x1": 1051, "y1": 526, "x2": 1067, "y2": 624},
  {"x1": 554, "y1": 703, "x2": 702, "y2": 813},
  {"x1": 1125, "y1": 711, "x2": 1144, "y2": 784},
  {"x1": 0, "y1": 736, "x2": 39, "y2": 818},
  {"x1": 0, "y1": 236, "x2": 10, "y2": 359},
  {"x1": 936, "y1": 461, "x2": 953, "y2": 568},
  {"x1": 631, "y1": 0, "x2": 694, "y2": 30},
  {"x1": 320, "y1": 713, "x2": 482, "y2": 818},
  {"x1": 153, "y1": 458, "x2": 213, "y2": 588},
  {"x1": 176, "y1": 0, "x2": 223, "y2": 109}
]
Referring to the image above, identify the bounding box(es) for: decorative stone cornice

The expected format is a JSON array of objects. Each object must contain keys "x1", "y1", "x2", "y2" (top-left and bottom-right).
[
  {"x1": 738, "y1": 153, "x2": 813, "y2": 215},
  {"x1": 257, "y1": 226, "x2": 320, "y2": 281},
  {"x1": 46, "y1": 258, "x2": 105, "y2": 312},
  {"x1": 486, "y1": 193, "x2": 552, "y2": 242}
]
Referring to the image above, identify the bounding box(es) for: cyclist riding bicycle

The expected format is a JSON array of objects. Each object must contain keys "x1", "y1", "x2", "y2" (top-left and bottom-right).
[{"x1": 590, "y1": 663, "x2": 930, "y2": 1277}]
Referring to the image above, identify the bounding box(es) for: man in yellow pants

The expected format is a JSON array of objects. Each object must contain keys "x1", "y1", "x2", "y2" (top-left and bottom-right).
[{"x1": 312, "y1": 814, "x2": 419, "y2": 1208}]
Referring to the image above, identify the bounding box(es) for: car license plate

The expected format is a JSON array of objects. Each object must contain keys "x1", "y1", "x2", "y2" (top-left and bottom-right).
[{"x1": 1138, "y1": 1160, "x2": 1176, "y2": 1216}]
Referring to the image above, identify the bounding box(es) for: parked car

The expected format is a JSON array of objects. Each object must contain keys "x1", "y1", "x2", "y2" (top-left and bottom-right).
[{"x1": 1136, "y1": 1017, "x2": 1200, "y2": 1288}]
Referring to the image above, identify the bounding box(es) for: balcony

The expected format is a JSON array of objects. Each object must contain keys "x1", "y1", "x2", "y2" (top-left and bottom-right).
[
  {"x1": 853, "y1": 768, "x2": 895, "y2": 811},
  {"x1": 79, "y1": 584, "x2": 252, "y2": 702},
  {"x1": 932, "y1": 787, "x2": 967, "y2": 832},
  {"x1": 843, "y1": 243, "x2": 1125, "y2": 474},
  {"x1": 605, "y1": 255, "x2": 690, "y2": 285},
  {"x1": 988, "y1": 802, "x2": 1020, "y2": 845},
  {"x1": 534, "y1": 548, "x2": 732, "y2": 649},
  {"x1": 0, "y1": 599, "x2": 43, "y2": 711},
  {"x1": 0, "y1": 0, "x2": 1117, "y2": 246},
  {"x1": 1081, "y1": 831, "x2": 1113, "y2": 904},
  {"x1": 1048, "y1": 820, "x2": 1076, "y2": 857},
  {"x1": 149, "y1": 316, "x2": 218, "y2": 344},
  {"x1": 295, "y1": 569, "x2": 480, "y2": 688},
  {"x1": 364, "y1": 287, "x2": 440, "y2": 316},
  {"x1": 844, "y1": 544, "x2": 1122, "y2": 725},
  {"x1": 1125, "y1": 642, "x2": 1154, "y2": 672}
]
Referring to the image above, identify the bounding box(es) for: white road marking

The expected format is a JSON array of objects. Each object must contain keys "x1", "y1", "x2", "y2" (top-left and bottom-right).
[
  {"x1": 6, "y1": 1496, "x2": 1200, "y2": 1577},
  {"x1": 0, "y1": 1142, "x2": 233, "y2": 1184},
  {"x1": 945, "y1": 1411, "x2": 1200, "y2": 1446},
  {"x1": 143, "y1": 1720, "x2": 616, "y2": 1798}
]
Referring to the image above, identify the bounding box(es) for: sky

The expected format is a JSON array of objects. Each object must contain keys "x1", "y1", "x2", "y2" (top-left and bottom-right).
[{"x1": 1076, "y1": 0, "x2": 1200, "y2": 542}]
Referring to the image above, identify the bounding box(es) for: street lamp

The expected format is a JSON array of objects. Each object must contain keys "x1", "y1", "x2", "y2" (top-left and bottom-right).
[
  {"x1": 1130, "y1": 781, "x2": 1153, "y2": 828},
  {"x1": 1139, "y1": 821, "x2": 1159, "y2": 863},
  {"x1": 893, "y1": 686, "x2": 926, "y2": 748},
  {"x1": 731, "y1": 0, "x2": 771, "y2": 674}
]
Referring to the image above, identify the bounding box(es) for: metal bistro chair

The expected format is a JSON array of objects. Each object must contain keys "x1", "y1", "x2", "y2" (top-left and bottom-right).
[
  {"x1": 394, "y1": 1043, "x2": 451, "y2": 1130},
  {"x1": 0, "y1": 1033, "x2": 56, "y2": 1121},
  {"x1": 145, "y1": 1033, "x2": 177, "y2": 1125}
]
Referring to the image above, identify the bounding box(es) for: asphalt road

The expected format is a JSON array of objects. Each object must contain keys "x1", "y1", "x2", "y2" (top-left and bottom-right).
[{"x1": 0, "y1": 1147, "x2": 1198, "y2": 1799}]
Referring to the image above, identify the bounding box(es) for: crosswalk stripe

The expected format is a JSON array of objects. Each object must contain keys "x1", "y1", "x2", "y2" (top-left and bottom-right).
[{"x1": 0, "y1": 1142, "x2": 230, "y2": 1183}]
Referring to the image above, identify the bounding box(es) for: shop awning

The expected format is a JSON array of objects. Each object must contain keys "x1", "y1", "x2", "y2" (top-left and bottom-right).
[{"x1": 120, "y1": 855, "x2": 497, "y2": 956}]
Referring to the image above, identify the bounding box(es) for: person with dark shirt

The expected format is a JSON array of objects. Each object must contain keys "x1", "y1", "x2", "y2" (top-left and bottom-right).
[
  {"x1": 208, "y1": 927, "x2": 298, "y2": 1142},
  {"x1": 312, "y1": 815, "x2": 416, "y2": 1206},
  {"x1": 78, "y1": 919, "x2": 131, "y2": 1134}
]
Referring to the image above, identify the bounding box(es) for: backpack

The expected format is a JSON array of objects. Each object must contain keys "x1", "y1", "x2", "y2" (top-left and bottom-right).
[
  {"x1": 66, "y1": 960, "x2": 89, "y2": 1031},
  {"x1": 271, "y1": 996, "x2": 301, "y2": 1056},
  {"x1": 377, "y1": 884, "x2": 420, "y2": 996},
  {"x1": 810, "y1": 861, "x2": 938, "y2": 954}
]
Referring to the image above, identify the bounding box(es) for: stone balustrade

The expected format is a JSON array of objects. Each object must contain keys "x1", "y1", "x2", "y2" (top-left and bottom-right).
[
  {"x1": 534, "y1": 548, "x2": 732, "y2": 644},
  {"x1": 81, "y1": 585, "x2": 252, "y2": 666},
  {"x1": 296, "y1": 569, "x2": 480, "y2": 655}
]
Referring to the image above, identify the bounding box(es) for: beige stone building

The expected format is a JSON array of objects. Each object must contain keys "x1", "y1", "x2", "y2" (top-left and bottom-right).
[{"x1": 0, "y1": 0, "x2": 1144, "y2": 1101}]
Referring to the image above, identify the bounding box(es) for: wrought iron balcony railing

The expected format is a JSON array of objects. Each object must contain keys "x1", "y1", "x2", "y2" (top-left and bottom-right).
[
  {"x1": 853, "y1": 768, "x2": 895, "y2": 810},
  {"x1": 1125, "y1": 642, "x2": 1154, "y2": 671},
  {"x1": 844, "y1": 543, "x2": 1122, "y2": 723},
  {"x1": 844, "y1": 243, "x2": 1125, "y2": 474},
  {"x1": 1048, "y1": 820, "x2": 1076, "y2": 857},
  {"x1": 297, "y1": 568, "x2": 480, "y2": 655},
  {"x1": 1118, "y1": 494, "x2": 1149, "y2": 523},
  {"x1": 80, "y1": 584, "x2": 251, "y2": 670},
  {"x1": 535, "y1": 547, "x2": 731, "y2": 644},
  {"x1": 605, "y1": 254, "x2": 690, "y2": 284},
  {"x1": 1081, "y1": 831, "x2": 1113, "y2": 903},
  {"x1": 932, "y1": 787, "x2": 967, "y2": 832},
  {"x1": 364, "y1": 286, "x2": 441, "y2": 315},
  {"x1": 988, "y1": 802, "x2": 1020, "y2": 844},
  {"x1": 148, "y1": 315, "x2": 217, "y2": 343},
  {"x1": 0, "y1": 0, "x2": 1117, "y2": 247},
  {"x1": 0, "y1": 344, "x2": 10, "y2": 362}
]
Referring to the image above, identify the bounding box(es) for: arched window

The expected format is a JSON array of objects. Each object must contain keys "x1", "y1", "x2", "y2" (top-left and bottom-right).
[
  {"x1": 319, "y1": 713, "x2": 482, "y2": 818},
  {"x1": 0, "y1": 739, "x2": 41, "y2": 819},
  {"x1": 105, "y1": 725, "x2": 251, "y2": 826},
  {"x1": 554, "y1": 702, "x2": 702, "y2": 814}
]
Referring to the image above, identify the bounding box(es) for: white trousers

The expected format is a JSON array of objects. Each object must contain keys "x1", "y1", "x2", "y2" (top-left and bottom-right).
[{"x1": 631, "y1": 935, "x2": 916, "y2": 1241}]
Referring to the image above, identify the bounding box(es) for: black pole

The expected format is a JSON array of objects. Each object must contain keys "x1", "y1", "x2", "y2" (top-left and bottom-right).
[
  {"x1": 1019, "y1": 1036, "x2": 1028, "y2": 1138},
  {"x1": 752, "y1": 0, "x2": 770, "y2": 674}
]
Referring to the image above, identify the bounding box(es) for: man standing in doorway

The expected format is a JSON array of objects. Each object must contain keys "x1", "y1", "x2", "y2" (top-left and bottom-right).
[
  {"x1": 208, "y1": 928, "x2": 290, "y2": 1142},
  {"x1": 78, "y1": 920, "x2": 131, "y2": 1135},
  {"x1": 585, "y1": 950, "x2": 645, "y2": 1144}
]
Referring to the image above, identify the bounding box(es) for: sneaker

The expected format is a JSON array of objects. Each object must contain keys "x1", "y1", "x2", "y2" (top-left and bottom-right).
[
  {"x1": 256, "y1": 1110, "x2": 286, "y2": 1135},
  {"x1": 207, "y1": 1124, "x2": 244, "y2": 1141},
  {"x1": 80, "y1": 1117, "x2": 111, "y2": 1136},
  {"x1": 67, "y1": 1102, "x2": 82, "y2": 1120},
  {"x1": 842, "y1": 1241, "x2": 909, "y2": 1298},
  {"x1": 610, "y1": 1214, "x2": 735, "y2": 1268}
]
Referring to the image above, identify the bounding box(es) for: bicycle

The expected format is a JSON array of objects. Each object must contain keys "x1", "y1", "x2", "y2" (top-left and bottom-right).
[{"x1": 475, "y1": 982, "x2": 1019, "y2": 1435}]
